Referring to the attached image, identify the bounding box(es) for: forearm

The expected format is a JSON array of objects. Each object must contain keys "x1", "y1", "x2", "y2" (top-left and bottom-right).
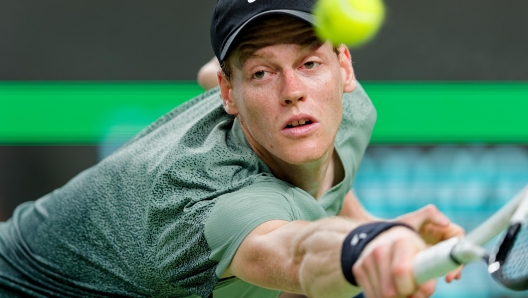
[
  {"x1": 226, "y1": 217, "x2": 363, "y2": 297},
  {"x1": 226, "y1": 202, "x2": 460, "y2": 298},
  {"x1": 291, "y1": 217, "x2": 362, "y2": 297}
]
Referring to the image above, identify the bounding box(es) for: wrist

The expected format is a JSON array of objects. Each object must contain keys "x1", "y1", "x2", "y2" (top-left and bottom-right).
[{"x1": 340, "y1": 221, "x2": 415, "y2": 286}]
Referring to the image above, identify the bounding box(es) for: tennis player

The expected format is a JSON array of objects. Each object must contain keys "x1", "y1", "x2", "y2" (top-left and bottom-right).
[{"x1": 0, "y1": 0, "x2": 462, "y2": 297}]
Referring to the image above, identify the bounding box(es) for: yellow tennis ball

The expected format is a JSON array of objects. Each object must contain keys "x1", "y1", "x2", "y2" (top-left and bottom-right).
[{"x1": 313, "y1": 0, "x2": 385, "y2": 47}]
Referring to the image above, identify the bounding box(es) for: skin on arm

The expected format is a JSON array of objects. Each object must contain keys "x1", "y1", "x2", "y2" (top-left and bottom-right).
[
  {"x1": 352, "y1": 205, "x2": 464, "y2": 298},
  {"x1": 339, "y1": 190, "x2": 375, "y2": 221},
  {"x1": 340, "y1": 190, "x2": 465, "y2": 285},
  {"x1": 197, "y1": 57, "x2": 221, "y2": 90},
  {"x1": 221, "y1": 205, "x2": 463, "y2": 298},
  {"x1": 275, "y1": 190, "x2": 371, "y2": 298},
  {"x1": 339, "y1": 192, "x2": 464, "y2": 251},
  {"x1": 222, "y1": 217, "x2": 363, "y2": 298},
  {"x1": 212, "y1": 15, "x2": 464, "y2": 297},
  {"x1": 278, "y1": 293, "x2": 307, "y2": 298}
]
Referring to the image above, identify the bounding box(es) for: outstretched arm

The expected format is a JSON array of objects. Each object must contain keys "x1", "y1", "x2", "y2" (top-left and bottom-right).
[
  {"x1": 221, "y1": 209, "x2": 458, "y2": 298},
  {"x1": 275, "y1": 190, "x2": 369, "y2": 298},
  {"x1": 222, "y1": 217, "x2": 363, "y2": 297},
  {"x1": 219, "y1": 186, "x2": 465, "y2": 298},
  {"x1": 339, "y1": 190, "x2": 464, "y2": 284}
]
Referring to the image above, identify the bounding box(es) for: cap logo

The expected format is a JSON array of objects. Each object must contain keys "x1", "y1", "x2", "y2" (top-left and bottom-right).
[{"x1": 248, "y1": 0, "x2": 256, "y2": 3}]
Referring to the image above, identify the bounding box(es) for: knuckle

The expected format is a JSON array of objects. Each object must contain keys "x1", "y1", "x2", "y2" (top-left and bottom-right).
[
  {"x1": 423, "y1": 288, "x2": 435, "y2": 297},
  {"x1": 394, "y1": 237, "x2": 414, "y2": 248},
  {"x1": 421, "y1": 281, "x2": 437, "y2": 296},
  {"x1": 352, "y1": 261, "x2": 364, "y2": 275},
  {"x1": 392, "y1": 263, "x2": 411, "y2": 277},
  {"x1": 382, "y1": 287, "x2": 396, "y2": 298},
  {"x1": 372, "y1": 246, "x2": 387, "y2": 261},
  {"x1": 352, "y1": 266, "x2": 366, "y2": 284},
  {"x1": 360, "y1": 254, "x2": 374, "y2": 269},
  {"x1": 424, "y1": 204, "x2": 438, "y2": 213},
  {"x1": 352, "y1": 263, "x2": 360, "y2": 275}
]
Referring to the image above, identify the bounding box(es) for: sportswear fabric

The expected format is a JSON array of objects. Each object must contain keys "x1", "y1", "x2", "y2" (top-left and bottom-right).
[
  {"x1": 340, "y1": 222, "x2": 415, "y2": 286},
  {"x1": 0, "y1": 84, "x2": 376, "y2": 298}
]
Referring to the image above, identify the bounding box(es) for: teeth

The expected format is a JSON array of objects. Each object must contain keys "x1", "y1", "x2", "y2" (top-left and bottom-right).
[{"x1": 288, "y1": 119, "x2": 309, "y2": 127}]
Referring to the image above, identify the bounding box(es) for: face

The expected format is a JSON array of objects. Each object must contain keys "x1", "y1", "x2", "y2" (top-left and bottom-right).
[{"x1": 219, "y1": 18, "x2": 356, "y2": 167}]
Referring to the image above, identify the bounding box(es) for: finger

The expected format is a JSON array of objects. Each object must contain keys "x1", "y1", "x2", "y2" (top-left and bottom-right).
[
  {"x1": 365, "y1": 258, "x2": 381, "y2": 298},
  {"x1": 419, "y1": 222, "x2": 464, "y2": 244},
  {"x1": 391, "y1": 238, "x2": 418, "y2": 296},
  {"x1": 423, "y1": 222, "x2": 464, "y2": 238},
  {"x1": 353, "y1": 259, "x2": 376, "y2": 298},
  {"x1": 372, "y1": 245, "x2": 397, "y2": 298},
  {"x1": 418, "y1": 223, "x2": 445, "y2": 244},
  {"x1": 398, "y1": 205, "x2": 450, "y2": 231},
  {"x1": 411, "y1": 279, "x2": 436, "y2": 298},
  {"x1": 424, "y1": 205, "x2": 450, "y2": 226},
  {"x1": 445, "y1": 265, "x2": 463, "y2": 283},
  {"x1": 442, "y1": 223, "x2": 465, "y2": 239}
]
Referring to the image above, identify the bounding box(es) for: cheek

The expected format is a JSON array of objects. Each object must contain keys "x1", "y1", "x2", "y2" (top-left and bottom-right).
[
  {"x1": 318, "y1": 81, "x2": 344, "y2": 132},
  {"x1": 314, "y1": 69, "x2": 344, "y2": 100},
  {"x1": 236, "y1": 93, "x2": 276, "y2": 137},
  {"x1": 240, "y1": 87, "x2": 277, "y2": 118}
]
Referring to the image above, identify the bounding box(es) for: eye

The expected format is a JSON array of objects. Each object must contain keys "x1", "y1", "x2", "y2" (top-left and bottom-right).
[
  {"x1": 252, "y1": 70, "x2": 269, "y2": 79},
  {"x1": 303, "y1": 61, "x2": 320, "y2": 69}
]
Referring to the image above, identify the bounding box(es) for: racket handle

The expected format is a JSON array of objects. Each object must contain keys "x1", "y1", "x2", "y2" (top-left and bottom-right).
[{"x1": 413, "y1": 237, "x2": 460, "y2": 285}]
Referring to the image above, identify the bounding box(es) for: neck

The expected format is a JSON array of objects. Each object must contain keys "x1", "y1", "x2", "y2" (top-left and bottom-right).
[
  {"x1": 264, "y1": 148, "x2": 343, "y2": 199},
  {"x1": 236, "y1": 117, "x2": 344, "y2": 199}
]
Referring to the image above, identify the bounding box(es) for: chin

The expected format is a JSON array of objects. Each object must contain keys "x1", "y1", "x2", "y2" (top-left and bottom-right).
[{"x1": 280, "y1": 149, "x2": 328, "y2": 166}]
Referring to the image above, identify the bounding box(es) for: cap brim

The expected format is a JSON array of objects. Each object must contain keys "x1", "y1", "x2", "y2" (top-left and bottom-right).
[{"x1": 219, "y1": 10, "x2": 315, "y2": 62}]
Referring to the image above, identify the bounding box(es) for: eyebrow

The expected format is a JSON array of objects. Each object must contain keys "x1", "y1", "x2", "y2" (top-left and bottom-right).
[
  {"x1": 231, "y1": 17, "x2": 322, "y2": 68},
  {"x1": 236, "y1": 39, "x2": 324, "y2": 69}
]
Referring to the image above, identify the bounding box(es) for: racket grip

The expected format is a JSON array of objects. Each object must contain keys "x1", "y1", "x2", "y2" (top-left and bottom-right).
[{"x1": 413, "y1": 237, "x2": 460, "y2": 285}]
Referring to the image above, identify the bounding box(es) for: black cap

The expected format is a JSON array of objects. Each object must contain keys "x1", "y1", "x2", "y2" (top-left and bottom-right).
[{"x1": 210, "y1": 0, "x2": 317, "y2": 64}]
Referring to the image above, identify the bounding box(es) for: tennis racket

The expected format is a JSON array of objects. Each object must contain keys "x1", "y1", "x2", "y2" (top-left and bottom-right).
[{"x1": 413, "y1": 184, "x2": 528, "y2": 291}]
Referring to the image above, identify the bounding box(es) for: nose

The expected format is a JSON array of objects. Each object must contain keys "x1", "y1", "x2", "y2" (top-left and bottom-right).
[{"x1": 280, "y1": 68, "x2": 306, "y2": 106}]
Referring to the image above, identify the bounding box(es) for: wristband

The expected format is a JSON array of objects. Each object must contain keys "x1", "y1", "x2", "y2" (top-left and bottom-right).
[{"x1": 340, "y1": 222, "x2": 414, "y2": 286}]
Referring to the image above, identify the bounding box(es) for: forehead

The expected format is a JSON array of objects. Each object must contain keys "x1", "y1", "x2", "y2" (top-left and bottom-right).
[{"x1": 228, "y1": 15, "x2": 322, "y2": 68}]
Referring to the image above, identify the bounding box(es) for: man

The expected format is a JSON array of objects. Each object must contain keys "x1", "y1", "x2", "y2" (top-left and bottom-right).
[{"x1": 0, "y1": 0, "x2": 462, "y2": 297}]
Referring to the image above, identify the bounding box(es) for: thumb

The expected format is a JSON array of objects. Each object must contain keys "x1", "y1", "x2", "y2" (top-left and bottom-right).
[{"x1": 396, "y1": 205, "x2": 449, "y2": 231}]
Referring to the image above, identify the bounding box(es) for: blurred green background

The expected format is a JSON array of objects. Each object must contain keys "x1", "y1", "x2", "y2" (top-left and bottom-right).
[
  {"x1": 1, "y1": 1, "x2": 528, "y2": 297},
  {"x1": 2, "y1": 81, "x2": 528, "y2": 144}
]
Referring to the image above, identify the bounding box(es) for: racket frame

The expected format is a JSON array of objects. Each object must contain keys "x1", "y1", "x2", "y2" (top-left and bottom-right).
[{"x1": 413, "y1": 185, "x2": 528, "y2": 286}]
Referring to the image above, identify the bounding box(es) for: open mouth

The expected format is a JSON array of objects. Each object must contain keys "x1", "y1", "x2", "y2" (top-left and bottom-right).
[{"x1": 285, "y1": 119, "x2": 313, "y2": 128}]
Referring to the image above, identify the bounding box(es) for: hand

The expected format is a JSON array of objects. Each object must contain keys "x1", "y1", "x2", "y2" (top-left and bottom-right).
[
  {"x1": 352, "y1": 226, "x2": 436, "y2": 298},
  {"x1": 395, "y1": 204, "x2": 464, "y2": 245},
  {"x1": 395, "y1": 205, "x2": 465, "y2": 282}
]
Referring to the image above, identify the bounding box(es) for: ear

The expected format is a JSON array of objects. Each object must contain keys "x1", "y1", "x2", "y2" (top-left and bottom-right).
[
  {"x1": 218, "y1": 71, "x2": 239, "y2": 116},
  {"x1": 337, "y1": 44, "x2": 357, "y2": 93}
]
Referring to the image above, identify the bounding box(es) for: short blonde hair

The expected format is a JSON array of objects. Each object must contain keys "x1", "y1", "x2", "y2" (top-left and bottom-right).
[{"x1": 221, "y1": 15, "x2": 335, "y2": 81}]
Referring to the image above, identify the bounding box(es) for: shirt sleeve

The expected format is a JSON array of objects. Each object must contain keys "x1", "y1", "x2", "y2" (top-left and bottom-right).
[
  {"x1": 204, "y1": 180, "x2": 297, "y2": 277},
  {"x1": 204, "y1": 82, "x2": 377, "y2": 278},
  {"x1": 335, "y1": 81, "x2": 377, "y2": 188}
]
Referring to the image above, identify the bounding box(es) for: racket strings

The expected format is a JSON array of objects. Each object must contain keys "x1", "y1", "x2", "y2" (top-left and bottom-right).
[{"x1": 495, "y1": 222, "x2": 528, "y2": 290}]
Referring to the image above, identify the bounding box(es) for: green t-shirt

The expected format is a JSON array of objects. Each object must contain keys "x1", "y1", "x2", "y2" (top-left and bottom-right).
[
  {"x1": 0, "y1": 84, "x2": 375, "y2": 298},
  {"x1": 206, "y1": 83, "x2": 376, "y2": 298}
]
